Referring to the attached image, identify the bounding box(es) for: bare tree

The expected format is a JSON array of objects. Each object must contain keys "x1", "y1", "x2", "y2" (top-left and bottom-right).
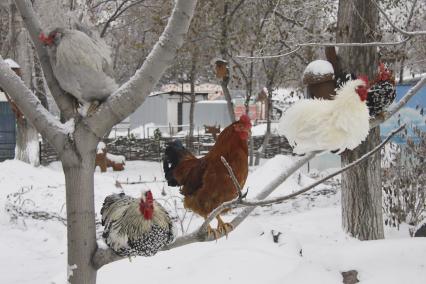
[
  {"x1": 1, "y1": 1, "x2": 425, "y2": 283},
  {"x1": 0, "y1": 1, "x2": 196, "y2": 283}
]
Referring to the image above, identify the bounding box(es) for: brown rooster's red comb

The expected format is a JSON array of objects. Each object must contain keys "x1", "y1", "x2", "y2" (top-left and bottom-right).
[{"x1": 239, "y1": 114, "x2": 252, "y2": 127}]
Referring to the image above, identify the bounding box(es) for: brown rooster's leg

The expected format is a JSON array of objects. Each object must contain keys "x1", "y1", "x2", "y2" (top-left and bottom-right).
[
  {"x1": 207, "y1": 224, "x2": 220, "y2": 240},
  {"x1": 216, "y1": 215, "x2": 233, "y2": 237}
]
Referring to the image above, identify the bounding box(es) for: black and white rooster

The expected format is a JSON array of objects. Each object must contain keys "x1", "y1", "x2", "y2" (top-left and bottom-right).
[
  {"x1": 336, "y1": 62, "x2": 396, "y2": 118},
  {"x1": 366, "y1": 62, "x2": 396, "y2": 117},
  {"x1": 101, "y1": 191, "x2": 175, "y2": 257}
]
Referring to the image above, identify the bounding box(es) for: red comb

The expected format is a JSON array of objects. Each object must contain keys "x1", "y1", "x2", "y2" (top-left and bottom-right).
[
  {"x1": 357, "y1": 75, "x2": 369, "y2": 87},
  {"x1": 39, "y1": 32, "x2": 47, "y2": 42}
]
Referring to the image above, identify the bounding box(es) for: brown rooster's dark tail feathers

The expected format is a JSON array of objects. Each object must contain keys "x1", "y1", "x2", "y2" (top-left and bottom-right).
[{"x1": 163, "y1": 140, "x2": 190, "y2": 187}]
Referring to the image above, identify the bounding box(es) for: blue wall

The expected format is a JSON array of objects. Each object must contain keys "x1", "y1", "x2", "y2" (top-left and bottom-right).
[
  {"x1": 380, "y1": 81, "x2": 426, "y2": 143},
  {"x1": 0, "y1": 102, "x2": 16, "y2": 161}
]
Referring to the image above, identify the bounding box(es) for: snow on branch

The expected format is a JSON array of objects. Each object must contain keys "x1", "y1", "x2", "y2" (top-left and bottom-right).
[
  {"x1": 238, "y1": 0, "x2": 425, "y2": 60},
  {"x1": 92, "y1": 152, "x2": 317, "y2": 269},
  {"x1": 174, "y1": 124, "x2": 404, "y2": 241},
  {"x1": 237, "y1": 125, "x2": 405, "y2": 207},
  {"x1": 93, "y1": 123, "x2": 404, "y2": 269},
  {"x1": 237, "y1": 39, "x2": 409, "y2": 60},
  {"x1": 372, "y1": 0, "x2": 426, "y2": 37},
  {"x1": 370, "y1": 76, "x2": 426, "y2": 128},
  {"x1": 14, "y1": 0, "x2": 75, "y2": 120},
  {"x1": 0, "y1": 56, "x2": 70, "y2": 151},
  {"x1": 84, "y1": 0, "x2": 197, "y2": 139}
]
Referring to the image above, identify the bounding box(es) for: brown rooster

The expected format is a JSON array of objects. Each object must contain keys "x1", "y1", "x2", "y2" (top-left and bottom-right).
[{"x1": 163, "y1": 115, "x2": 252, "y2": 237}]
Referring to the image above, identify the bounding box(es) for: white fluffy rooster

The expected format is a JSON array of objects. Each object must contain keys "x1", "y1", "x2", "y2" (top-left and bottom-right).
[{"x1": 278, "y1": 78, "x2": 370, "y2": 154}]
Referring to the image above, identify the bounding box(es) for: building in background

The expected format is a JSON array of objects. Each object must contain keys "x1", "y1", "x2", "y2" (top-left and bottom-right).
[{"x1": 0, "y1": 91, "x2": 16, "y2": 161}]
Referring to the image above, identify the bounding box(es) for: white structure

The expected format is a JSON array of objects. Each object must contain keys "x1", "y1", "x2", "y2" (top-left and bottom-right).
[{"x1": 129, "y1": 90, "x2": 209, "y2": 137}]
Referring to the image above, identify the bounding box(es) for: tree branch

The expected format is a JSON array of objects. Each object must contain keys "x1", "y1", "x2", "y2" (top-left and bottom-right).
[
  {"x1": 92, "y1": 101, "x2": 413, "y2": 268},
  {"x1": 238, "y1": 124, "x2": 405, "y2": 207},
  {"x1": 14, "y1": 0, "x2": 75, "y2": 120},
  {"x1": 236, "y1": 39, "x2": 409, "y2": 59},
  {"x1": 0, "y1": 57, "x2": 70, "y2": 152},
  {"x1": 372, "y1": 0, "x2": 426, "y2": 37},
  {"x1": 370, "y1": 76, "x2": 426, "y2": 128},
  {"x1": 84, "y1": 0, "x2": 197, "y2": 139},
  {"x1": 99, "y1": 0, "x2": 146, "y2": 38}
]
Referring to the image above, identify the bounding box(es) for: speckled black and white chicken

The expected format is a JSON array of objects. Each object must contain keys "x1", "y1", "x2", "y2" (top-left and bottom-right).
[
  {"x1": 100, "y1": 191, "x2": 175, "y2": 257},
  {"x1": 335, "y1": 63, "x2": 396, "y2": 118},
  {"x1": 366, "y1": 62, "x2": 396, "y2": 117},
  {"x1": 39, "y1": 28, "x2": 118, "y2": 114}
]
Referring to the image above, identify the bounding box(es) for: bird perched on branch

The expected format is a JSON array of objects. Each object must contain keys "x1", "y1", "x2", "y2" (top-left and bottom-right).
[
  {"x1": 163, "y1": 115, "x2": 252, "y2": 237},
  {"x1": 39, "y1": 28, "x2": 118, "y2": 115},
  {"x1": 278, "y1": 78, "x2": 370, "y2": 154},
  {"x1": 336, "y1": 63, "x2": 396, "y2": 118},
  {"x1": 366, "y1": 62, "x2": 396, "y2": 117},
  {"x1": 100, "y1": 191, "x2": 175, "y2": 257}
]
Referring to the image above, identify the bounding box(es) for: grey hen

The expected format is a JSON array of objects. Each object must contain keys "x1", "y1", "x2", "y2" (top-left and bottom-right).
[{"x1": 39, "y1": 28, "x2": 118, "y2": 114}]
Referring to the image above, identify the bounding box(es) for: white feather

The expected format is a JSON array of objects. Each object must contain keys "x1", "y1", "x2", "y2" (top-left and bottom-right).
[
  {"x1": 278, "y1": 79, "x2": 370, "y2": 154},
  {"x1": 49, "y1": 29, "x2": 118, "y2": 103}
]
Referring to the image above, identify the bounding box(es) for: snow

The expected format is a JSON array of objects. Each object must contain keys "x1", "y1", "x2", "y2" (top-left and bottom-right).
[
  {"x1": 251, "y1": 122, "x2": 279, "y2": 136},
  {"x1": 97, "y1": 141, "x2": 106, "y2": 154},
  {"x1": 303, "y1": 60, "x2": 334, "y2": 76},
  {"x1": 63, "y1": 118, "x2": 75, "y2": 136},
  {"x1": 106, "y1": 153, "x2": 125, "y2": 163},
  {"x1": 0, "y1": 157, "x2": 425, "y2": 284},
  {"x1": 4, "y1": 58, "x2": 20, "y2": 69},
  {"x1": 0, "y1": 90, "x2": 6, "y2": 102}
]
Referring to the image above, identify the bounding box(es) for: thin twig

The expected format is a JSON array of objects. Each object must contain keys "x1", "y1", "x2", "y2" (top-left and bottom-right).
[
  {"x1": 372, "y1": 0, "x2": 426, "y2": 37},
  {"x1": 239, "y1": 124, "x2": 405, "y2": 207},
  {"x1": 236, "y1": 39, "x2": 409, "y2": 59},
  {"x1": 220, "y1": 156, "x2": 244, "y2": 198},
  {"x1": 236, "y1": 46, "x2": 301, "y2": 59}
]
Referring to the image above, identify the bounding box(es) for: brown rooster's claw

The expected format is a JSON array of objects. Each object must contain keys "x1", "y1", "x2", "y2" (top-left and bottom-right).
[
  {"x1": 207, "y1": 225, "x2": 220, "y2": 240},
  {"x1": 217, "y1": 222, "x2": 233, "y2": 238},
  {"x1": 216, "y1": 216, "x2": 233, "y2": 238}
]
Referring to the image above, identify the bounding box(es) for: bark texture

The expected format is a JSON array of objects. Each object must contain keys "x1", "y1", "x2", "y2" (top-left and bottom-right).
[
  {"x1": 336, "y1": 0, "x2": 384, "y2": 240},
  {"x1": 2, "y1": 1, "x2": 198, "y2": 283},
  {"x1": 12, "y1": 1, "x2": 40, "y2": 166}
]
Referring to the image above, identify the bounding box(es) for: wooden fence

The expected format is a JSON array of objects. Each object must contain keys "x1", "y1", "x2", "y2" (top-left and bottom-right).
[{"x1": 40, "y1": 135, "x2": 292, "y2": 165}]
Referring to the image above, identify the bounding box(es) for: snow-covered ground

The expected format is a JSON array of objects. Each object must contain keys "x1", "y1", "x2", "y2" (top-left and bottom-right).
[{"x1": 0, "y1": 157, "x2": 425, "y2": 284}]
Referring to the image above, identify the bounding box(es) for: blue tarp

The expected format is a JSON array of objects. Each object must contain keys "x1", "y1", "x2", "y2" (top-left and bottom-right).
[{"x1": 380, "y1": 81, "x2": 425, "y2": 143}]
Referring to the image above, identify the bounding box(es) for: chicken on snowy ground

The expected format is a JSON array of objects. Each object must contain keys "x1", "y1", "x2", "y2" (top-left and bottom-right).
[{"x1": 278, "y1": 78, "x2": 370, "y2": 155}]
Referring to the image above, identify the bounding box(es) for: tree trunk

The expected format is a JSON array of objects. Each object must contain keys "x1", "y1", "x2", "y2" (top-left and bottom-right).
[
  {"x1": 188, "y1": 52, "x2": 197, "y2": 151},
  {"x1": 12, "y1": 1, "x2": 40, "y2": 166},
  {"x1": 341, "y1": 127, "x2": 383, "y2": 239},
  {"x1": 15, "y1": 119, "x2": 39, "y2": 166},
  {"x1": 337, "y1": 0, "x2": 384, "y2": 240},
  {"x1": 63, "y1": 151, "x2": 97, "y2": 284},
  {"x1": 255, "y1": 87, "x2": 273, "y2": 165},
  {"x1": 219, "y1": 1, "x2": 236, "y2": 123}
]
